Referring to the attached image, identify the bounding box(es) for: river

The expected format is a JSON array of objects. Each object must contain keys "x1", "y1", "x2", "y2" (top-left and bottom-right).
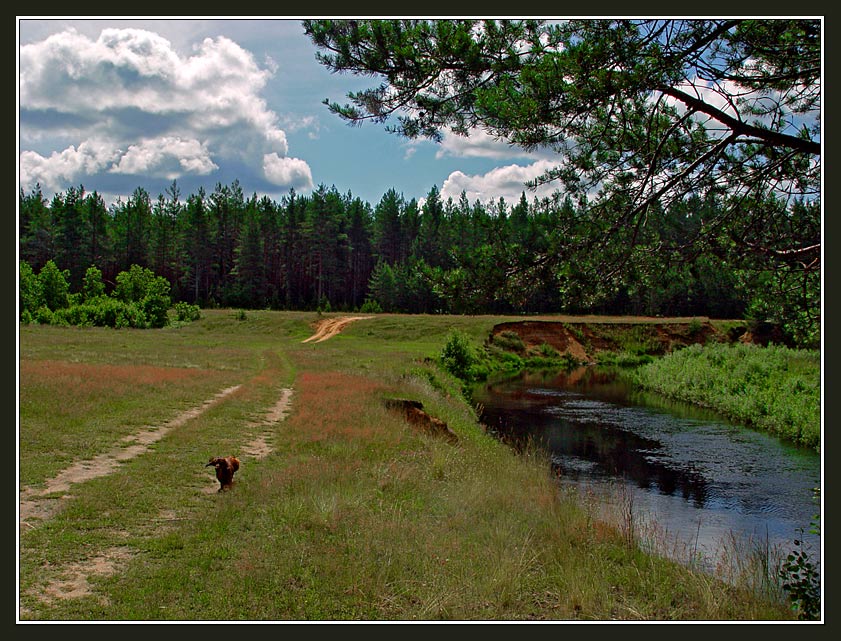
[{"x1": 473, "y1": 366, "x2": 822, "y2": 577}]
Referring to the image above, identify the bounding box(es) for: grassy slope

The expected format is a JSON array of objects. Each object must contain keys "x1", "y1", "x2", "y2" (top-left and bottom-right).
[
  {"x1": 632, "y1": 343, "x2": 821, "y2": 451},
  {"x1": 18, "y1": 311, "x2": 792, "y2": 621}
]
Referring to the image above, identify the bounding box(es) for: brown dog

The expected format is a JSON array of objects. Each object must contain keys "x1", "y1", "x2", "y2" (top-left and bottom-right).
[{"x1": 206, "y1": 456, "x2": 240, "y2": 492}]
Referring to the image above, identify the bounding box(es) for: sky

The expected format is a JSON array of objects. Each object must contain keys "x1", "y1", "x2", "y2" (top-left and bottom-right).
[{"x1": 17, "y1": 18, "x2": 562, "y2": 209}]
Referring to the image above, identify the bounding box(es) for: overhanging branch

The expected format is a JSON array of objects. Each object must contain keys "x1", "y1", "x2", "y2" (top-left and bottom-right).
[{"x1": 658, "y1": 85, "x2": 820, "y2": 156}]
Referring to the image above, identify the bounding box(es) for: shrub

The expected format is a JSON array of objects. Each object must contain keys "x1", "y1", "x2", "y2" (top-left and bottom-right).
[
  {"x1": 113, "y1": 265, "x2": 171, "y2": 328},
  {"x1": 34, "y1": 306, "x2": 54, "y2": 325},
  {"x1": 316, "y1": 295, "x2": 332, "y2": 314},
  {"x1": 532, "y1": 343, "x2": 560, "y2": 358},
  {"x1": 173, "y1": 302, "x2": 201, "y2": 322},
  {"x1": 113, "y1": 301, "x2": 147, "y2": 328},
  {"x1": 142, "y1": 289, "x2": 172, "y2": 328},
  {"x1": 50, "y1": 297, "x2": 149, "y2": 329},
  {"x1": 38, "y1": 260, "x2": 70, "y2": 311},
  {"x1": 492, "y1": 330, "x2": 526, "y2": 353},
  {"x1": 688, "y1": 317, "x2": 703, "y2": 336},
  {"x1": 360, "y1": 298, "x2": 382, "y2": 313},
  {"x1": 82, "y1": 265, "x2": 106, "y2": 301},
  {"x1": 633, "y1": 343, "x2": 820, "y2": 449},
  {"x1": 441, "y1": 330, "x2": 475, "y2": 380},
  {"x1": 19, "y1": 261, "x2": 43, "y2": 317},
  {"x1": 51, "y1": 305, "x2": 94, "y2": 327},
  {"x1": 114, "y1": 264, "x2": 154, "y2": 303}
]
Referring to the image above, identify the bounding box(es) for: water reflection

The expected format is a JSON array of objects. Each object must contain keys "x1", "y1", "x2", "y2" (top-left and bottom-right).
[{"x1": 475, "y1": 367, "x2": 821, "y2": 567}]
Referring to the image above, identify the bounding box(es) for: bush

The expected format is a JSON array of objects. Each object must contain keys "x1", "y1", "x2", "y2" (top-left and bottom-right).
[
  {"x1": 51, "y1": 305, "x2": 94, "y2": 327},
  {"x1": 531, "y1": 343, "x2": 560, "y2": 358},
  {"x1": 142, "y1": 291, "x2": 171, "y2": 328},
  {"x1": 19, "y1": 261, "x2": 177, "y2": 330},
  {"x1": 360, "y1": 298, "x2": 382, "y2": 313},
  {"x1": 19, "y1": 261, "x2": 43, "y2": 318},
  {"x1": 111, "y1": 265, "x2": 171, "y2": 327},
  {"x1": 38, "y1": 260, "x2": 70, "y2": 311},
  {"x1": 316, "y1": 296, "x2": 332, "y2": 314},
  {"x1": 492, "y1": 330, "x2": 526, "y2": 353},
  {"x1": 50, "y1": 297, "x2": 148, "y2": 329},
  {"x1": 688, "y1": 317, "x2": 703, "y2": 336},
  {"x1": 441, "y1": 330, "x2": 476, "y2": 380},
  {"x1": 34, "y1": 306, "x2": 54, "y2": 325},
  {"x1": 174, "y1": 302, "x2": 201, "y2": 322},
  {"x1": 82, "y1": 265, "x2": 105, "y2": 301}
]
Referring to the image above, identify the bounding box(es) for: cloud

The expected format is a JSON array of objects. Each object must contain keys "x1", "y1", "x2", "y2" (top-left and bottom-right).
[
  {"x1": 435, "y1": 128, "x2": 555, "y2": 161},
  {"x1": 19, "y1": 139, "x2": 121, "y2": 193},
  {"x1": 262, "y1": 153, "x2": 314, "y2": 191},
  {"x1": 439, "y1": 159, "x2": 561, "y2": 204},
  {"x1": 19, "y1": 26, "x2": 312, "y2": 196},
  {"x1": 110, "y1": 137, "x2": 218, "y2": 178}
]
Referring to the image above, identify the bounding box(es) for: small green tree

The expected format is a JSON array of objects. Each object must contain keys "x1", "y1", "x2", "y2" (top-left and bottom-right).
[
  {"x1": 440, "y1": 330, "x2": 475, "y2": 380},
  {"x1": 19, "y1": 261, "x2": 43, "y2": 319},
  {"x1": 38, "y1": 260, "x2": 70, "y2": 311},
  {"x1": 82, "y1": 265, "x2": 106, "y2": 301},
  {"x1": 114, "y1": 264, "x2": 154, "y2": 303},
  {"x1": 113, "y1": 264, "x2": 172, "y2": 328},
  {"x1": 142, "y1": 275, "x2": 172, "y2": 328}
]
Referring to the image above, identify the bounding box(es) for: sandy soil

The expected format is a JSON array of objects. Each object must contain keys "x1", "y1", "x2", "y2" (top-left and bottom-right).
[{"x1": 302, "y1": 316, "x2": 373, "y2": 343}]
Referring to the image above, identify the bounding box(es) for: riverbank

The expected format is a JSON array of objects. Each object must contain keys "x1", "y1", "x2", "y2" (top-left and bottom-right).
[
  {"x1": 631, "y1": 343, "x2": 821, "y2": 452},
  {"x1": 474, "y1": 318, "x2": 820, "y2": 452},
  {"x1": 18, "y1": 311, "x2": 798, "y2": 620}
]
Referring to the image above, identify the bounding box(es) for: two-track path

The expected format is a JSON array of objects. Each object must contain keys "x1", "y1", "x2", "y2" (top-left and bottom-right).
[{"x1": 19, "y1": 381, "x2": 294, "y2": 613}]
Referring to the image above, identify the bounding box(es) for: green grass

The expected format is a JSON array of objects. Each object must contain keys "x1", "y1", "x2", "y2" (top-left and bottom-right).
[
  {"x1": 632, "y1": 342, "x2": 820, "y2": 451},
  {"x1": 18, "y1": 311, "x2": 795, "y2": 621}
]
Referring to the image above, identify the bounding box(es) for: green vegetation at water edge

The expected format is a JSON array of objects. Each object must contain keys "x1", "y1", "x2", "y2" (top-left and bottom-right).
[{"x1": 631, "y1": 343, "x2": 820, "y2": 451}]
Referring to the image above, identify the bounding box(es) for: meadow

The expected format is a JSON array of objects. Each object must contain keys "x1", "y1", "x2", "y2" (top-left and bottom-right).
[{"x1": 18, "y1": 310, "x2": 796, "y2": 621}]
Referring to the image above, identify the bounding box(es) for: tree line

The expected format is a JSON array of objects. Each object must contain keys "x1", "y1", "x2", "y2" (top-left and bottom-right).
[
  {"x1": 18, "y1": 178, "x2": 817, "y2": 347},
  {"x1": 300, "y1": 19, "x2": 821, "y2": 349}
]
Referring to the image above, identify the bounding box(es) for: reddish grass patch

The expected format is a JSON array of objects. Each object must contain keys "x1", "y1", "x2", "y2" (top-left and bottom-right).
[
  {"x1": 284, "y1": 371, "x2": 395, "y2": 444},
  {"x1": 20, "y1": 360, "x2": 221, "y2": 396}
]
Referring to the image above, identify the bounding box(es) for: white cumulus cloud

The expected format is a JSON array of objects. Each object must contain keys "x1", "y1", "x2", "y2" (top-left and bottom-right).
[
  {"x1": 440, "y1": 159, "x2": 561, "y2": 204},
  {"x1": 435, "y1": 128, "x2": 555, "y2": 161},
  {"x1": 262, "y1": 153, "x2": 314, "y2": 191},
  {"x1": 19, "y1": 139, "x2": 121, "y2": 193},
  {"x1": 110, "y1": 137, "x2": 218, "y2": 178},
  {"x1": 19, "y1": 26, "x2": 312, "y2": 196}
]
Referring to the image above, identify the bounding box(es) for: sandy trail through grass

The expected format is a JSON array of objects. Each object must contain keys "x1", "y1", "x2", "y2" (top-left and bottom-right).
[
  {"x1": 19, "y1": 384, "x2": 242, "y2": 526},
  {"x1": 23, "y1": 384, "x2": 295, "y2": 613},
  {"x1": 240, "y1": 387, "x2": 294, "y2": 461},
  {"x1": 302, "y1": 316, "x2": 373, "y2": 343}
]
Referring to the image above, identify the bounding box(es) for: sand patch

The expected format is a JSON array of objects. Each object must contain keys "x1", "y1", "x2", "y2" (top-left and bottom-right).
[
  {"x1": 240, "y1": 388, "x2": 294, "y2": 461},
  {"x1": 37, "y1": 546, "x2": 133, "y2": 608},
  {"x1": 302, "y1": 316, "x2": 373, "y2": 343}
]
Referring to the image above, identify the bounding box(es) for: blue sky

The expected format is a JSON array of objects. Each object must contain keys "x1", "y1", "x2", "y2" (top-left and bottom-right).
[{"x1": 18, "y1": 18, "x2": 560, "y2": 208}]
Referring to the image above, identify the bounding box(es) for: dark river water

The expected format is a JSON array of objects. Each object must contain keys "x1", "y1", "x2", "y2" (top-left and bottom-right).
[{"x1": 474, "y1": 367, "x2": 822, "y2": 574}]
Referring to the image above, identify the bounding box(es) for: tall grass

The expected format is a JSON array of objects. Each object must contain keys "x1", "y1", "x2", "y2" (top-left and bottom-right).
[
  {"x1": 18, "y1": 311, "x2": 796, "y2": 621},
  {"x1": 632, "y1": 343, "x2": 820, "y2": 451}
]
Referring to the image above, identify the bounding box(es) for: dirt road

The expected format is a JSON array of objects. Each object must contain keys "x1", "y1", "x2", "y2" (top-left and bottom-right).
[{"x1": 302, "y1": 316, "x2": 373, "y2": 343}]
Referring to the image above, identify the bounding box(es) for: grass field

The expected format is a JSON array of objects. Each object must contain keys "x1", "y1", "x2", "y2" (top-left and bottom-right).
[{"x1": 18, "y1": 310, "x2": 795, "y2": 621}]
